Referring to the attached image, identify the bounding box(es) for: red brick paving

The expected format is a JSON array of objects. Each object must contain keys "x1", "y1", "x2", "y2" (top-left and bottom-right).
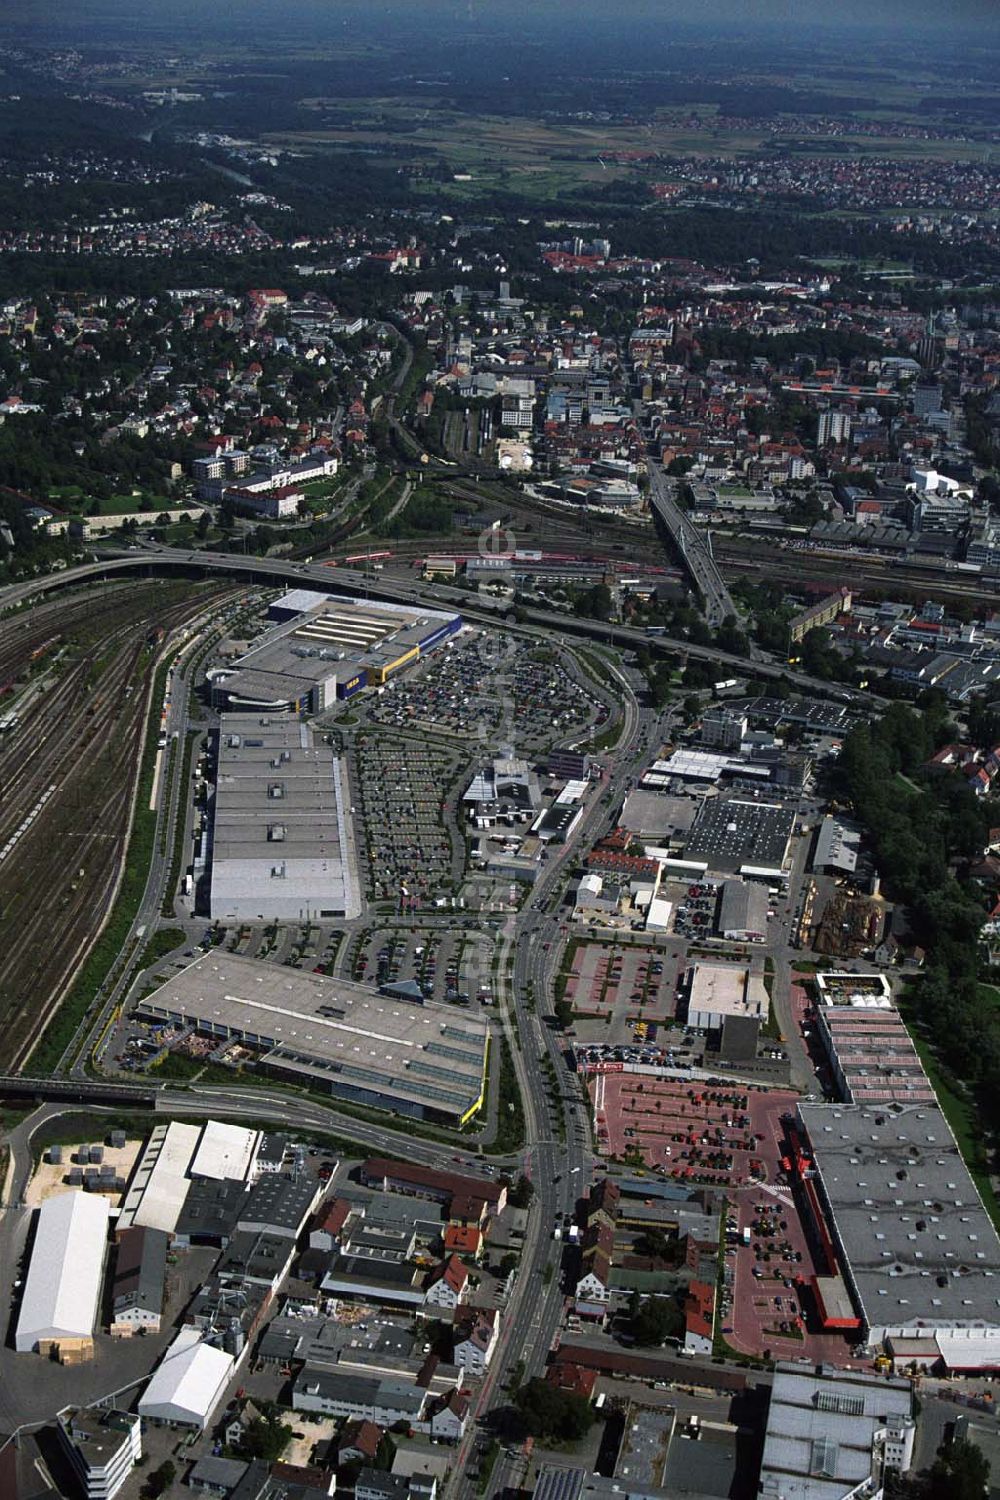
[{"x1": 591, "y1": 1070, "x2": 863, "y2": 1365}]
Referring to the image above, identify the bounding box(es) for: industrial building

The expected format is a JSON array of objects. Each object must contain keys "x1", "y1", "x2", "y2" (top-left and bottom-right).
[
  {"x1": 796, "y1": 1101, "x2": 1000, "y2": 1359},
  {"x1": 812, "y1": 815, "x2": 863, "y2": 877},
  {"x1": 684, "y1": 797, "x2": 795, "y2": 878},
  {"x1": 209, "y1": 591, "x2": 462, "y2": 714},
  {"x1": 716, "y1": 879, "x2": 769, "y2": 942},
  {"x1": 138, "y1": 1327, "x2": 234, "y2": 1430},
  {"x1": 136, "y1": 952, "x2": 490, "y2": 1126},
  {"x1": 57, "y1": 1410, "x2": 142, "y2": 1500},
  {"x1": 116, "y1": 1120, "x2": 201, "y2": 1235},
  {"x1": 684, "y1": 961, "x2": 769, "y2": 1035},
  {"x1": 209, "y1": 714, "x2": 362, "y2": 923},
  {"x1": 758, "y1": 1361, "x2": 913, "y2": 1500},
  {"x1": 190, "y1": 1119, "x2": 263, "y2": 1182},
  {"x1": 15, "y1": 1191, "x2": 110, "y2": 1357},
  {"x1": 110, "y1": 1226, "x2": 168, "y2": 1336}
]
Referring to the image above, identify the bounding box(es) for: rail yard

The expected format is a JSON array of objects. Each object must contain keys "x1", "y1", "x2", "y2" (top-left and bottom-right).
[{"x1": 0, "y1": 580, "x2": 232, "y2": 1070}]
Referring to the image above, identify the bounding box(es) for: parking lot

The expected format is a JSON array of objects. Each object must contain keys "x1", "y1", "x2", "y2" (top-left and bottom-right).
[
  {"x1": 348, "y1": 924, "x2": 495, "y2": 1006},
  {"x1": 228, "y1": 922, "x2": 344, "y2": 970},
  {"x1": 360, "y1": 635, "x2": 601, "y2": 752},
  {"x1": 668, "y1": 879, "x2": 720, "y2": 940},
  {"x1": 726, "y1": 1176, "x2": 862, "y2": 1366},
  {"x1": 559, "y1": 938, "x2": 684, "y2": 1036},
  {"x1": 351, "y1": 732, "x2": 462, "y2": 904},
  {"x1": 593, "y1": 1073, "x2": 779, "y2": 1186}
]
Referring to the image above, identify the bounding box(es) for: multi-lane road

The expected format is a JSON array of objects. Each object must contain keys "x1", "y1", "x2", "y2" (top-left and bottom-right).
[
  {"x1": 0, "y1": 549, "x2": 882, "y2": 713},
  {"x1": 647, "y1": 464, "x2": 739, "y2": 631}
]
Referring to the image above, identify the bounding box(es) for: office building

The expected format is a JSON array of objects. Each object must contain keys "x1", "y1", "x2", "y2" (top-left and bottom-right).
[
  {"x1": 57, "y1": 1410, "x2": 141, "y2": 1500},
  {"x1": 699, "y1": 709, "x2": 747, "y2": 751}
]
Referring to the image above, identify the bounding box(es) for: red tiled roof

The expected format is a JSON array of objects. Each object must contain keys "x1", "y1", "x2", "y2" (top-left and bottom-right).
[
  {"x1": 547, "y1": 1361, "x2": 598, "y2": 1399},
  {"x1": 314, "y1": 1198, "x2": 351, "y2": 1236},
  {"x1": 444, "y1": 1225, "x2": 482, "y2": 1254},
  {"x1": 438, "y1": 1254, "x2": 469, "y2": 1294},
  {"x1": 338, "y1": 1418, "x2": 382, "y2": 1460},
  {"x1": 685, "y1": 1279, "x2": 715, "y2": 1340}
]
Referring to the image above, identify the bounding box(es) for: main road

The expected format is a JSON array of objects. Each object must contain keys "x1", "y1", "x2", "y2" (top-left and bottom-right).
[
  {"x1": 0, "y1": 549, "x2": 881, "y2": 710},
  {"x1": 647, "y1": 464, "x2": 739, "y2": 631}
]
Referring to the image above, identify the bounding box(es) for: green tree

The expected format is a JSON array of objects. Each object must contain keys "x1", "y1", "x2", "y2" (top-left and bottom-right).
[
  {"x1": 144, "y1": 1461, "x2": 176, "y2": 1499},
  {"x1": 239, "y1": 1414, "x2": 293, "y2": 1462},
  {"x1": 513, "y1": 1379, "x2": 594, "y2": 1442},
  {"x1": 507, "y1": 1173, "x2": 535, "y2": 1210},
  {"x1": 631, "y1": 1294, "x2": 684, "y2": 1346},
  {"x1": 926, "y1": 1437, "x2": 990, "y2": 1500},
  {"x1": 573, "y1": 582, "x2": 613, "y2": 622}
]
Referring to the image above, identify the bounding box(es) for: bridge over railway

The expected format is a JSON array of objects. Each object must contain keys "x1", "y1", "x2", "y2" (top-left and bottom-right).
[
  {"x1": 647, "y1": 464, "x2": 739, "y2": 630},
  {"x1": 0, "y1": 549, "x2": 880, "y2": 706}
]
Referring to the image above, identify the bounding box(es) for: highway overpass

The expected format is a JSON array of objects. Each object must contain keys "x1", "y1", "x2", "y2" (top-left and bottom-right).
[
  {"x1": 0, "y1": 548, "x2": 879, "y2": 706},
  {"x1": 648, "y1": 464, "x2": 739, "y2": 630}
]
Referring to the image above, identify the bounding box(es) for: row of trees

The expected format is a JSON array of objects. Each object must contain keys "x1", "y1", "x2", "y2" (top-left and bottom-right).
[{"x1": 835, "y1": 701, "x2": 1000, "y2": 1125}]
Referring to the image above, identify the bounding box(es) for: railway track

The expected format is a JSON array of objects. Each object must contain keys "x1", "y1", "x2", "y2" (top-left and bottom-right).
[
  {"x1": 715, "y1": 546, "x2": 1000, "y2": 607},
  {"x1": 0, "y1": 582, "x2": 229, "y2": 1069}
]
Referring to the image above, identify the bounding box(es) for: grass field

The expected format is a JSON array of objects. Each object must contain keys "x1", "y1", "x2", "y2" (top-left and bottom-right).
[
  {"x1": 259, "y1": 90, "x2": 1000, "y2": 204},
  {"x1": 896, "y1": 987, "x2": 1000, "y2": 1232},
  {"x1": 46, "y1": 487, "x2": 179, "y2": 517}
]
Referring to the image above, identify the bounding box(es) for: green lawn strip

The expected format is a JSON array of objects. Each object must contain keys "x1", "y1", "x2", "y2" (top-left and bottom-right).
[
  {"x1": 162, "y1": 730, "x2": 199, "y2": 916},
  {"x1": 492, "y1": 1032, "x2": 526, "y2": 1155},
  {"x1": 896, "y1": 990, "x2": 1000, "y2": 1231}
]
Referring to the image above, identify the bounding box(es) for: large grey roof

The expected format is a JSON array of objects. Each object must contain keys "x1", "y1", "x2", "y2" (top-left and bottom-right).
[
  {"x1": 799, "y1": 1102, "x2": 1000, "y2": 1329},
  {"x1": 138, "y1": 951, "x2": 489, "y2": 1122},
  {"x1": 759, "y1": 1361, "x2": 911, "y2": 1500},
  {"x1": 209, "y1": 714, "x2": 360, "y2": 919},
  {"x1": 685, "y1": 797, "x2": 794, "y2": 873},
  {"x1": 112, "y1": 1225, "x2": 168, "y2": 1313}
]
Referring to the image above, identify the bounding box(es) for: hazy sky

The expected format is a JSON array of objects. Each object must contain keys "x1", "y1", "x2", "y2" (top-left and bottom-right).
[{"x1": 18, "y1": 0, "x2": 1000, "y2": 33}]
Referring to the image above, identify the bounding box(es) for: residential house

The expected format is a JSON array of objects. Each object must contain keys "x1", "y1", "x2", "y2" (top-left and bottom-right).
[
  {"x1": 425, "y1": 1389, "x2": 470, "y2": 1443},
  {"x1": 337, "y1": 1418, "x2": 383, "y2": 1467},
  {"x1": 684, "y1": 1280, "x2": 716, "y2": 1357},
  {"x1": 423, "y1": 1255, "x2": 468, "y2": 1312},
  {"x1": 443, "y1": 1225, "x2": 483, "y2": 1261},
  {"x1": 452, "y1": 1308, "x2": 500, "y2": 1376}
]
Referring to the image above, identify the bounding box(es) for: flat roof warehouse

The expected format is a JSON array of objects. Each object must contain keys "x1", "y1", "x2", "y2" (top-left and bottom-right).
[
  {"x1": 209, "y1": 592, "x2": 462, "y2": 714},
  {"x1": 209, "y1": 714, "x2": 362, "y2": 922},
  {"x1": 684, "y1": 797, "x2": 795, "y2": 875},
  {"x1": 798, "y1": 1101, "x2": 1000, "y2": 1350},
  {"x1": 137, "y1": 952, "x2": 489, "y2": 1126}
]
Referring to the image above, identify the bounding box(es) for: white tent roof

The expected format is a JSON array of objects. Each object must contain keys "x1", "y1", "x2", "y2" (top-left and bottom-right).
[
  {"x1": 139, "y1": 1327, "x2": 234, "y2": 1428},
  {"x1": 935, "y1": 1332, "x2": 1000, "y2": 1370},
  {"x1": 117, "y1": 1120, "x2": 199, "y2": 1233},
  {"x1": 190, "y1": 1120, "x2": 260, "y2": 1182},
  {"x1": 15, "y1": 1191, "x2": 109, "y2": 1352}
]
